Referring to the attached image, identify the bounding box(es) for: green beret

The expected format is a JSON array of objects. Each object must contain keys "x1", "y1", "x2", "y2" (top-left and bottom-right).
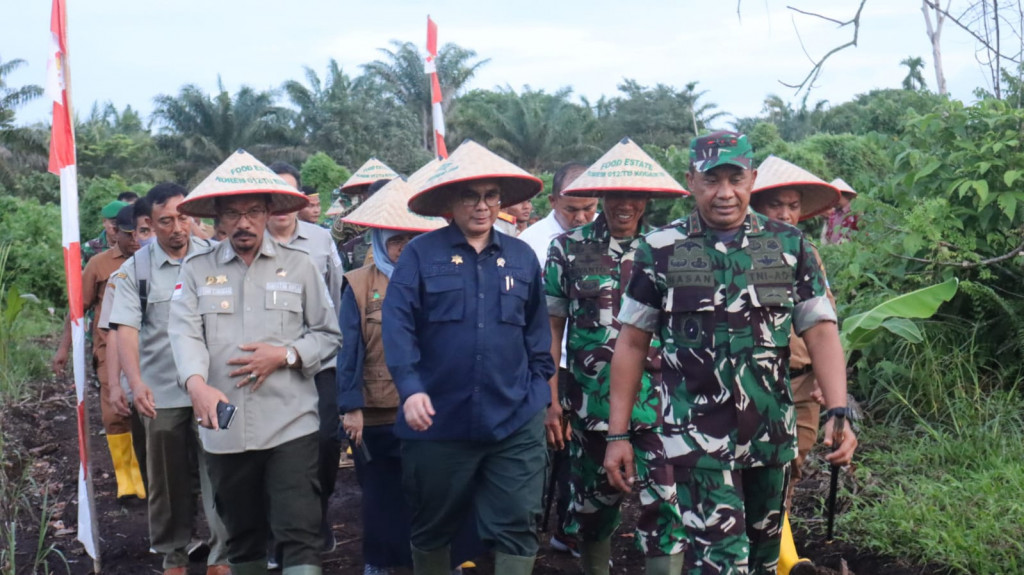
[{"x1": 101, "y1": 200, "x2": 129, "y2": 219}]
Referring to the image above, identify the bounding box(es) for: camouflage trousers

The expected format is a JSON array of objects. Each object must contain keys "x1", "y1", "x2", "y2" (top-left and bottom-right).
[
  {"x1": 674, "y1": 464, "x2": 791, "y2": 575},
  {"x1": 564, "y1": 423, "x2": 685, "y2": 556}
]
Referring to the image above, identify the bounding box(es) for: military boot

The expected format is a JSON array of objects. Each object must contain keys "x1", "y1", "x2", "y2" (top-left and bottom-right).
[
  {"x1": 411, "y1": 545, "x2": 450, "y2": 575},
  {"x1": 579, "y1": 539, "x2": 612, "y2": 575},
  {"x1": 493, "y1": 552, "x2": 535, "y2": 575},
  {"x1": 645, "y1": 553, "x2": 684, "y2": 575}
]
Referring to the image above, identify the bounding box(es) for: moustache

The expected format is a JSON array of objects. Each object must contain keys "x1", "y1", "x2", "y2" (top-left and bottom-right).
[{"x1": 233, "y1": 231, "x2": 257, "y2": 240}]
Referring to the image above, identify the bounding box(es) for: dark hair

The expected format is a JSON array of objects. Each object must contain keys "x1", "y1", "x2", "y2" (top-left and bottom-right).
[
  {"x1": 268, "y1": 162, "x2": 301, "y2": 187},
  {"x1": 145, "y1": 183, "x2": 186, "y2": 207},
  {"x1": 552, "y1": 162, "x2": 589, "y2": 197},
  {"x1": 300, "y1": 185, "x2": 318, "y2": 197},
  {"x1": 365, "y1": 179, "x2": 391, "y2": 197},
  {"x1": 133, "y1": 196, "x2": 151, "y2": 219},
  {"x1": 213, "y1": 194, "x2": 271, "y2": 213},
  {"x1": 117, "y1": 191, "x2": 139, "y2": 202}
]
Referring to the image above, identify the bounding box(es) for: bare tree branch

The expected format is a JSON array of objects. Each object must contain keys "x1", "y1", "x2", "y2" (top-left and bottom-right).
[
  {"x1": 893, "y1": 234, "x2": 1024, "y2": 268},
  {"x1": 923, "y1": 0, "x2": 1021, "y2": 64},
  {"x1": 780, "y1": 0, "x2": 868, "y2": 93}
]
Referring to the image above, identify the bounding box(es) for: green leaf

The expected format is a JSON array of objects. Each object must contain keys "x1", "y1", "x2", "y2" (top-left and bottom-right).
[
  {"x1": 914, "y1": 159, "x2": 942, "y2": 182},
  {"x1": 977, "y1": 161, "x2": 991, "y2": 175},
  {"x1": 879, "y1": 317, "x2": 923, "y2": 343},
  {"x1": 840, "y1": 278, "x2": 960, "y2": 353},
  {"x1": 1005, "y1": 170, "x2": 1022, "y2": 188},
  {"x1": 997, "y1": 193, "x2": 1018, "y2": 221},
  {"x1": 973, "y1": 180, "x2": 990, "y2": 201}
]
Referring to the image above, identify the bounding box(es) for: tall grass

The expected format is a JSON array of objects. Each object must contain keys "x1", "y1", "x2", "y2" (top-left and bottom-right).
[
  {"x1": 0, "y1": 242, "x2": 54, "y2": 404},
  {"x1": 843, "y1": 320, "x2": 1024, "y2": 573}
]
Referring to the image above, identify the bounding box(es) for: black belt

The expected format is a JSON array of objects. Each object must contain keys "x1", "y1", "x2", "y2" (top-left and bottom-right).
[{"x1": 790, "y1": 365, "x2": 812, "y2": 378}]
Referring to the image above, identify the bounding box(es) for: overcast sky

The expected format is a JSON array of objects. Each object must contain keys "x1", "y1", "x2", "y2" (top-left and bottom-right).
[{"x1": 2, "y1": 1, "x2": 990, "y2": 129}]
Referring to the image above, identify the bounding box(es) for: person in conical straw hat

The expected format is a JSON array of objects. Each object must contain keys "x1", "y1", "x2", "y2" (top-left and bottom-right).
[
  {"x1": 336, "y1": 178, "x2": 480, "y2": 575},
  {"x1": 749, "y1": 154, "x2": 841, "y2": 575},
  {"x1": 823, "y1": 177, "x2": 859, "y2": 244},
  {"x1": 385, "y1": 140, "x2": 555, "y2": 575},
  {"x1": 545, "y1": 137, "x2": 687, "y2": 575},
  {"x1": 168, "y1": 149, "x2": 342, "y2": 575},
  {"x1": 604, "y1": 131, "x2": 857, "y2": 575}
]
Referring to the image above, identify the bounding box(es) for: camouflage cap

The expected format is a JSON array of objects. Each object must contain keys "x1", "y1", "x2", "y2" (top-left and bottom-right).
[{"x1": 689, "y1": 130, "x2": 754, "y2": 173}]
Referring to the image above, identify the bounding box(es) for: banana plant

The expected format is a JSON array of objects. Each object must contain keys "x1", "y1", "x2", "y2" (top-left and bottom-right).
[{"x1": 839, "y1": 277, "x2": 959, "y2": 355}]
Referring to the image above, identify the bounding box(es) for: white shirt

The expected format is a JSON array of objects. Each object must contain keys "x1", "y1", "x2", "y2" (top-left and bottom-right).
[{"x1": 519, "y1": 211, "x2": 570, "y2": 369}]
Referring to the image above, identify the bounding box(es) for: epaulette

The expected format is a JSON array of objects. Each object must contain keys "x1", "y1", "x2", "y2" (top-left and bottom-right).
[{"x1": 497, "y1": 211, "x2": 516, "y2": 224}]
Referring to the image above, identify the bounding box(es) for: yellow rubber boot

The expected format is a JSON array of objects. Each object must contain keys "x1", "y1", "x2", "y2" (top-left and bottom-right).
[
  {"x1": 106, "y1": 433, "x2": 143, "y2": 499},
  {"x1": 126, "y1": 434, "x2": 147, "y2": 499},
  {"x1": 777, "y1": 512, "x2": 814, "y2": 575}
]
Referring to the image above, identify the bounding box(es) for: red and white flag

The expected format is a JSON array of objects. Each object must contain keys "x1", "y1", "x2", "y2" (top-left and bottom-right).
[
  {"x1": 47, "y1": 0, "x2": 101, "y2": 563},
  {"x1": 425, "y1": 16, "x2": 448, "y2": 159}
]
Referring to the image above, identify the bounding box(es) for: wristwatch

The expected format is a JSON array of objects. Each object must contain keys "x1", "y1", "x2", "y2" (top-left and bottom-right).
[
  {"x1": 825, "y1": 407, "x2": 854, "y2": 421},
  {"x1": 285, "y1": 347, "x2": 298, "y2": 368}
]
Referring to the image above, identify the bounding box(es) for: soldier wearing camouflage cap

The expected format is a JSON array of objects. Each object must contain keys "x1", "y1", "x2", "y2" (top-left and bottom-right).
[
  {"x1": 604, "y1": 131, "x2": 858, "y2": 574},
  {"x1": 545, "y1": 138, "x2": 688, "y2": 574}
]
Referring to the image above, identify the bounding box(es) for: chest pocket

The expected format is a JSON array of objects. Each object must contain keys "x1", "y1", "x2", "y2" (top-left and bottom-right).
[
  {"x1": 499, "y1": 269, "x2": 532, "y2": 326},
  {"x1": 364, "y1": 298, "x2": 383, "y2": 324},
  {"x1": 747, "y1": 277, "x2": 794, "y2": 348},
  {"x1": 145, "y1": 287, "x2": 174, "y2": 330},
  {"x1": 423, "y1": 273, "x2": 464, "y2": 323},
  {"x1": 569, "y1": 276, "x2": 605, "y2": 329},
  {"x1": 663, "y1": 285, "x2": 715, "y2": 349},
  {"x1": 199, "y1": 294, "x2": 235, "y2": 344},
  {"x1": 265, "y1": 287, "x2": 303, "y2": 337}
]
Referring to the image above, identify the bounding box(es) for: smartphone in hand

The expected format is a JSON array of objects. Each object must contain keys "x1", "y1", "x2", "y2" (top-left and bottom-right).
[{"x1": 216, "y1": 401, "x2": 237, "y2": 430}]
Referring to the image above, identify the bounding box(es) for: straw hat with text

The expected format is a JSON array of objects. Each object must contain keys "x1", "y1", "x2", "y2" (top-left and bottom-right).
[
  {"x1": 407, "y1": 140, "x2": 543, "y2": 217},
  {"x1": 178, "y1": 149, "x2": 308, "y2": 218},
  {"x1": 340, "y1": 158, "x2": 400, "y2": 195},
  {"x1": 562, "y1": 137, "x2": 688, "y2": 198},
  {"x1": 342, "y1": 177, "x2": 446, "y2": 233},
  {"x1": 752, "y1": 155, "x2": 840, "y2": 220}
]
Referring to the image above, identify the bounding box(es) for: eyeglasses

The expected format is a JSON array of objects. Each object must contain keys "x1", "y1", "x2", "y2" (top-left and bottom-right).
[
  {"x1": 458, "y1": 190, "x2": 502, "y2": 208},
  {"x1": 219, "y1": 207, "x2": 268, "y2": 223}
]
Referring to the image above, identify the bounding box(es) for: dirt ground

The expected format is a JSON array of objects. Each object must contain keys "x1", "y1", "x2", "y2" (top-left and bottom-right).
[{"x1": 2, "y1": 374, "x2": 949, "y2": 575}]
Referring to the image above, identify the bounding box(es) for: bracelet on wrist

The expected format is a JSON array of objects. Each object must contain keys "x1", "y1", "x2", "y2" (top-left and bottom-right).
[{"x1": 605, "y1": 433, "x2": 631, "y2": 442}]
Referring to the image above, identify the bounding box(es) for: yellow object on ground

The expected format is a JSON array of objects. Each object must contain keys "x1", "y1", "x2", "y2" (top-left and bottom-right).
[
  {"x1": 778, "y1": 512, "x2": 813, "y2": 575},
  {"x1": 107, "y1": 433, "x2": 146, "y2": 499}
]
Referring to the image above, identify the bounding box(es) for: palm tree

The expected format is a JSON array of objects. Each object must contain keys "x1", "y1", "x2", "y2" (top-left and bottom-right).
[
  {"x1": 901, "y1": 56, "x2": 928, "y2": 91},
  {"x1": 363, "y1": 41, "x2": 489, "y2": 154},
  {"x1": 152, "y1": 78, "x2": 297, "y2": 181},
  {"x1": 0, "y1": 55, "x2": 45, "y2": 187}
]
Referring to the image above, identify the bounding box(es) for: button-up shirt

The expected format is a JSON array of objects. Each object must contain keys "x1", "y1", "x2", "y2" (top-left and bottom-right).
[
  {"x1": 545, "y1": 213, "x2": 660, "y2": 431},
  {"x1": 168, "y1": 239, "x2": 342, "y2": 454},
  {"x1": 519, "y1": 210, "x2": 571, "y2": 369},
  {"x1": 382, "y1": 222, "x2": 555, "y2": 442},
  {"x1": 110, "y1": 238, "x2": 212, "y2": 410},
  {"x1": 82, "y1": 243, "x2": 130, "y2": 349},
  {"x1": 618, "y1": 210, "x2": 835, "y2": 470}
]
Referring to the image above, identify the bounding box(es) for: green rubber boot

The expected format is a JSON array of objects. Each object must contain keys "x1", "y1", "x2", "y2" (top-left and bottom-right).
[
  {"x1": 281, "y1": 566, "x2": 322, "y2": 575},
  {"x1": 580, "y1": 539, "x2": 612, "y2": 575},
  {"x1": 645, "y1": 553, "x2": 685, "y2": 575},
  {"x1": 411, "y1": 545, "x2": 451, "y2": 575},
  {"x1": 494, "y1": 552, "x2": 536, "y2": 575},
  {"x1": 228, "y1": 560, "x2": 269, "y2": 575}
]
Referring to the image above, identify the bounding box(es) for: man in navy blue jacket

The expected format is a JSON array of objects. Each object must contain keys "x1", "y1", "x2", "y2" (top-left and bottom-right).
[{"x1": 383, "y1": 141, "x2": 555, "y2": 575}]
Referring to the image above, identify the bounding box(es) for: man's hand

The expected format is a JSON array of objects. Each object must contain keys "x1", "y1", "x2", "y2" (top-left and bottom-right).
[
  {"x1": 51, "y1": 347, "x2": 69, "y2": 376},
  {"x1": 106, "y1": 383, "x2": 132, "y2": 418},
  {"x1": 342, "y1": 409, "x2": 364, "y2": 446},
  {"x1": 187, "y1": 376, "x2": 230, "y2": 430},
  {"x1": 544, "y1": 403, "x2": 571, "y2": 450},
  {"x1": 403, "y1": 393, "x2": 435, "y2": 432},
  {"x1": 603, "y1": 440, "x2": 636, "y2": 493},
  {"x1": 227, "y1": 343, "x2": 288, "y2": 391},
  {"x1": 823, "y1": 416, "x2": 857, "y2": 466},
  {"x1": 131, "y1": 381, "x2": 157, "y2": 419},
  {"x1": 810, "y1": 381, "x2": 825, "y2": 406}
]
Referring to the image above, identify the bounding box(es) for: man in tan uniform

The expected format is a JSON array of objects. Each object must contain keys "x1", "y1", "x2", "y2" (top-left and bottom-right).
[
  {"x1": 110, "y1": 184, "x2": 229, "y2": 575},
  {"x1": 169, "y1": 150, "x2": 342, "y2": 575}
]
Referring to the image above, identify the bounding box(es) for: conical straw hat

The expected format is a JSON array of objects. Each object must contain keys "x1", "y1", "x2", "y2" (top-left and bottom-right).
[
  {"x1": 406, "y1": 158, "x2": 442, "y2": 190},
  {"x1": 752, "y1": 155, "x2": 839, "y2": 220},
  {"x1": 408, "y1": 140, "x2": 543, "y2": 217},
  {"x1": 562, "y1": 138, "x2": 689, "y2": 198},
  {"x1": 340, "y1": 158, "x2": 400, "y2": 195},
  {"x1": 179, "y1": 149, "x2": 309, "y2": 218},
  {"x1": 831, "y1": 177, "x2": 858, "y2": 197},
  {"x1": 325, "y1": 197, "x2": 346, "y2": 217},
  {"x1": 342, "y1": 178, "x2": 447, "y2": 233}
]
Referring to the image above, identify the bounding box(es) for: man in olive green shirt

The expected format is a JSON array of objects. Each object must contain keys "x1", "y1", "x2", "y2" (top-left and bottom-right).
[
  {"x1": 169, "y1": 166, "x2": 341, "y2": 574},
  {"x1": 110, "y1": 183, "x2": 228, "y2": 575}
]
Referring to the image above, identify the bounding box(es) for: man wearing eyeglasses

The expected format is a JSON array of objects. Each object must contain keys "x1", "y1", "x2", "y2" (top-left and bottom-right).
[
  {"x1": 110, "y1": 183, "x2": 230, "y2": 575},
  {"x1": 169, "y1": 151, "x2": 341, "y2": 575},
  {"x1": 383, "y1": 142, "x2": 555, "y2": 575}
]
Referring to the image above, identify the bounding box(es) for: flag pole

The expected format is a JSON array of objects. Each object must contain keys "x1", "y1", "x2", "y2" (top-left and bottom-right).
[
  {"x1": 48, "y1": 1, "x2": 102, "y2": 570},
  {"x1": 425, "y1": 15, "x2": 448, "y2": 159}
]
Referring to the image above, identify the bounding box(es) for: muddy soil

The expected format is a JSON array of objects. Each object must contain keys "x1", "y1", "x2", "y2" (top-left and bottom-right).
[{"x1": 1, "y1": 375, "x2": 948, "y2": 574}]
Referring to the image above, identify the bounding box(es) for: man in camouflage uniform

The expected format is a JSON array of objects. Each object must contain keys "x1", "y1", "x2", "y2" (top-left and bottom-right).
[
  {"x1": 545, "y1": 140, "x2": 687, "y2": 575},
  {"x1": 604, "y1": 131, "x2": 858, "y2": 575},
  {"x1": 82, "y1": 200, "x2": 129, "y2": 264}
]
